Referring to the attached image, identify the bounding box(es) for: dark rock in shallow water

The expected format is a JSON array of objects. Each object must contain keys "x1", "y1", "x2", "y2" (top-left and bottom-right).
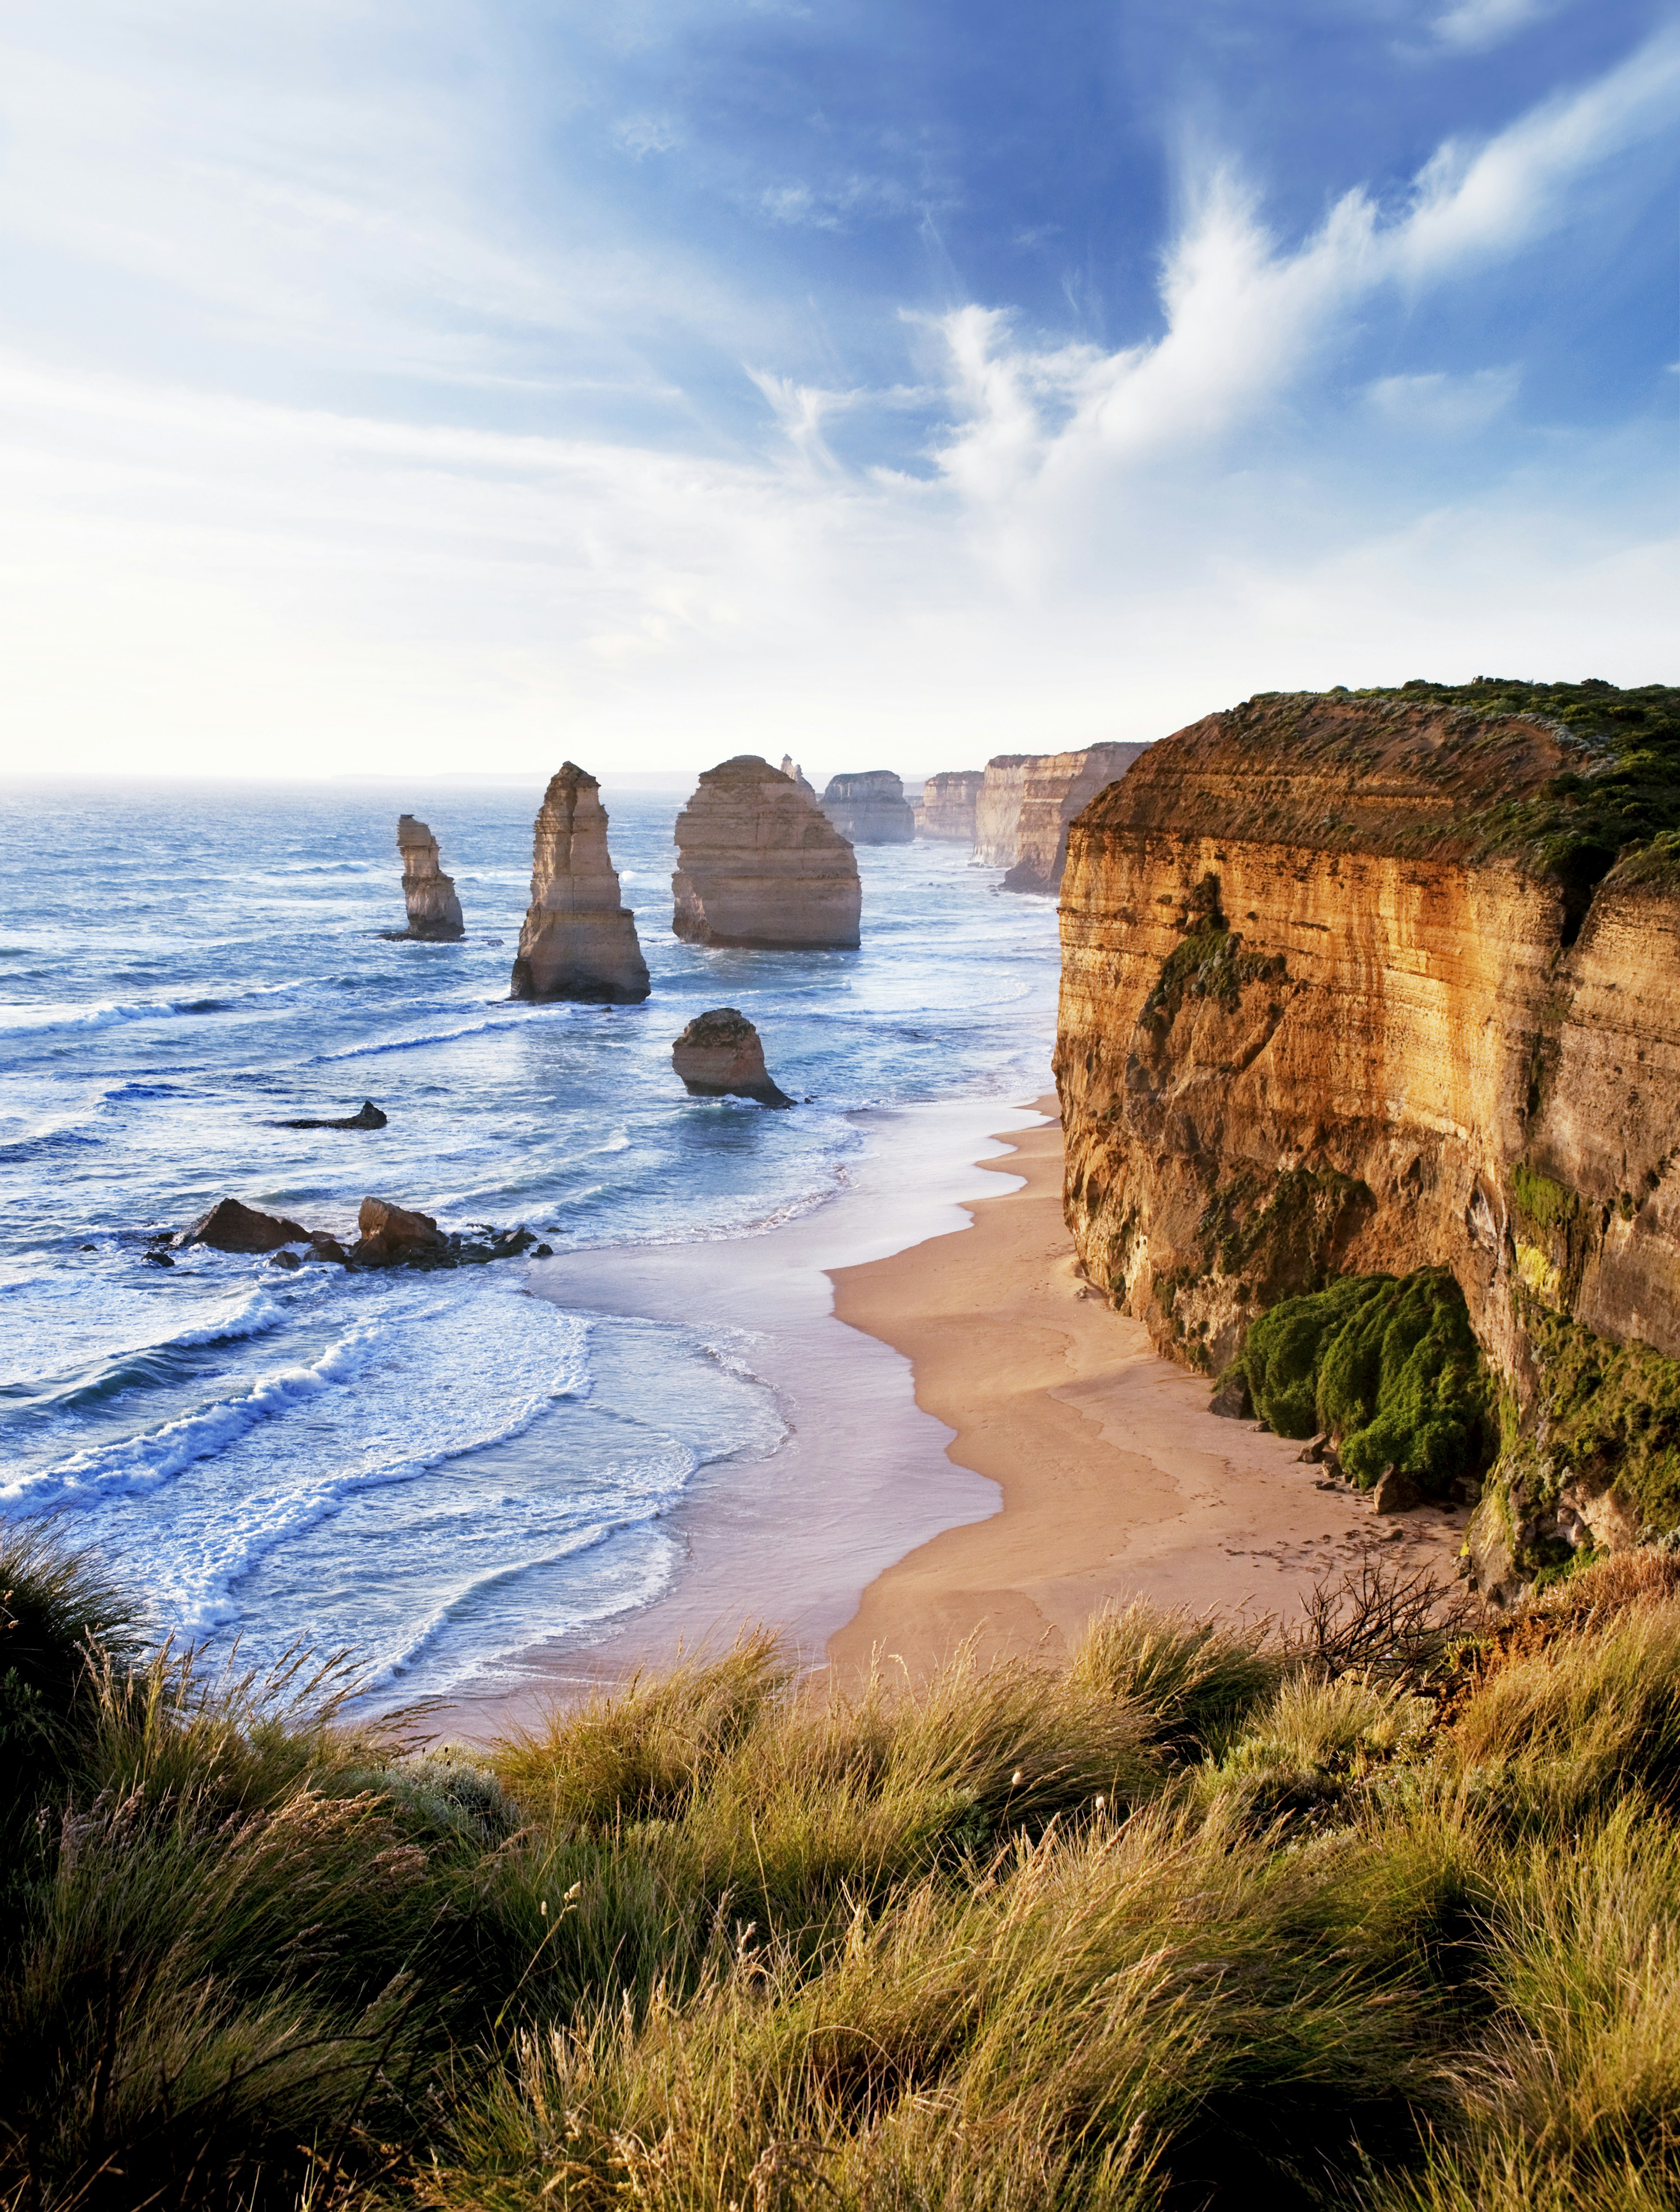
[
  {"x1": 350, "y1": 1196, "x2": 447, "y2": 1266},
  {"x1": 270, "y1": 1250, "x2": 302, "y2": 1271},
  {"x1": 175, "y1": 1198, "x2": 314, "y2": 1253},
  {"x1": 672, "y1": 1007, "x2": 793, "y2": 1107},
  {"x1": 143, "y1": 1248, "x2": 175, "y2": 1268},
  {"x1": 308, "y1": 1235, "x2": 350, "y2": 1265},
  {"x1": 277, "y1": 1099, "x2": 388, "y2": 1131}
]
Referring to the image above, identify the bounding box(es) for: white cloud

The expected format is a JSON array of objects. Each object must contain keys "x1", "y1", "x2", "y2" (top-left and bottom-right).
[
  {"x1": 1430, "y1": 0, "x2": 1563, "y2": 54},
  {"x1": 1366, "y1": 366, "x2": 1519, "y2": 433}
]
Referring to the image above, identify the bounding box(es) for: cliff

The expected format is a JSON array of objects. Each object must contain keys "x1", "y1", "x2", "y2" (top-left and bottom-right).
[
  {"x1": 673, "y1": 756, "x2": 861, "y2": 950},
  {"x1": 1002, "y1": 743, "x2": 1151, "y2": 893},
  {"x1": 395, "y1": 816, "x2": 465, "y2": 939},
  {"x1": 973, "y1": 744, "x2": 1148, "y2": 887},
  {"x1": 917, "y1": 770, "x2": 984, "y2": 842},
  {"x1": 510, "y1": 764, "x2": 650, "y2": 1003},
  {"x1": 820, "y1": 770, "x2": 915, "y2": 845},
  {"x1": 1054, "y1": 678, "x2": 1680, "y2": 1590}
]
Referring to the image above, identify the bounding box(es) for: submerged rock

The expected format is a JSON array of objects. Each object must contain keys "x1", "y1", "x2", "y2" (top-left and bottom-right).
[
  {"x1": 175, "y1": 1198, "x2": 314, "y2": 1253},
  {"x1": 820, "y1": 770, "x2": 915, "y2": 845},
  {"x1": 510, "y1": 764, "x2": 650, "y2": 1004},
  {"x1": 672, "y1": 1008, "x2": 793, "y2": 1107},
  {"x1": 673, "y1": 756, "x2": 861, "y2": 950},
  {"x1": 395, "y1": 816, "x2": 465, "y2": 940},
  {"x1": 276, "y1": 1099, "x2": 388, "y2": 1130}
]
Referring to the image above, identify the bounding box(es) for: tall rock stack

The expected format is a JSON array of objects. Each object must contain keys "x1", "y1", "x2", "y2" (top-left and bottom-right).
[
  {"x1": 395, "y1": 816, "x2": 465, "y2": 939},
  {"x1": 510, "y1": 764, "x2": 651, "y2": 1003},
  {"x1": 820, "y1": 770, "x2": 915, "y2": 845},
  {"x1": 916, "y1": 770, "x2": 984, "y2": 842},
  {"x1": 1002, "y1": 742, "x2": 1151, "y2": 893},
  {"x1": 672, "y1": 756, "x2": 861, "y2": 949},
  {"x1": 780, "y1": 755, "x2": 817, "y2": 800}
]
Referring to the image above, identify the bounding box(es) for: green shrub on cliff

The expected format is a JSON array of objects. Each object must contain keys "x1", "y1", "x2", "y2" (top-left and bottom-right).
[{"x1": 1240, "y1": 1266, "x2": 1496, "y2": 1491}]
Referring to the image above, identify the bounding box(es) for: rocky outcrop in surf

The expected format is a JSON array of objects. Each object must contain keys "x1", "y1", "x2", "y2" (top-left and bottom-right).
[
  {"x1": 276, "y1": 1100, "x2": 387, "y2": 1131},
  {"x1": 175, "y1": 1198, "x2": 313, "y2": 1252},
  {"x1": 394, "y1": 817, "x2": 465, "y2": 940},
  {"x1": 915, "y1": 771, "x2": 984, "y2": 842},
  {"x1": 820, "y1": 771, "x2": 915, "y2": 846},
  {"x1": 672, "y1": 756, "x2": 861, "y2": 950},
  {"x1": 1053, "y1": 678, "x2": 1680, "y2": 1594},
  {"x1": 672, "y1": 1007, "x2": 792, "y2": 1107},
  {"x1": 511, "y1": 765, "x2": 650, "y2": 1004}
]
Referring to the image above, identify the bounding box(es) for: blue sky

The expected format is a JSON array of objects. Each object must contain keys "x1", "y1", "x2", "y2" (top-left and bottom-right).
[{"x1": 0, "y1": 0, "x2": 1674, "y2": 777}]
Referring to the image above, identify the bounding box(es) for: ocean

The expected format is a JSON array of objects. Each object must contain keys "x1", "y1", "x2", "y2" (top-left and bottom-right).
[{"x1": 0, "y1": 779, "x2": 1060, "y2": 1705}]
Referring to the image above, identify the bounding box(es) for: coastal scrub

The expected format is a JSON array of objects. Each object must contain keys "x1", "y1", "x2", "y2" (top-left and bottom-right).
[{"x1": 6, "y1": 1524, "x2": 1680, "y2": 2208}]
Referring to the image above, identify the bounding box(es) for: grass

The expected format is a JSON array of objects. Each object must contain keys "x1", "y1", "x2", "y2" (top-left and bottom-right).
[{"x1": 6, "y1": 1525, "x2": 1680, "y2": 2209}]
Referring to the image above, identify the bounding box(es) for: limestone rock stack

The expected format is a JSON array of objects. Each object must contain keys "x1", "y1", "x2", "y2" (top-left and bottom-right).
[
  {"x1": 916, "y1": 770, "x2": 984, "y2": 842},
  {"x1": 672, "y1": 756, "x2": 861, "y2": 949},
  {"x1": 780, "y1": 755, "x2": 817, "y2": 800},
  {"x1": 672, "y1": 1007, "x2": 792, "y2": 1107},
  {"x1": 510, "y1": 764, "x2": 650, "y2": 1003},
  {"x1": 1002, "y1": 742, "x2": 1150, "y2": 893},
  {"x1": 396, "y1": 816, "x2": 465, "y2": 939},
  {"x1": 819, "y1": 770, "x2": 915, "y2": 845}
]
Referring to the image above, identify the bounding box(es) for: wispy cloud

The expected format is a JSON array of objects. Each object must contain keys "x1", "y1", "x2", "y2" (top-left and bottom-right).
[{"x1": 1429, "y1": 0, "x2": 1565, "y2": 54}]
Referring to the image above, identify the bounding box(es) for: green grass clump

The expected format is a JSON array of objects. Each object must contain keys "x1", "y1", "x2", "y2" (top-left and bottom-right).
[
  {"x1": 1239, "y1": 1267, "x2": 1497, "y2": 1491},
  {"x1": 8, "y1": 1524, "x2": 1680, "y2": 2208}
]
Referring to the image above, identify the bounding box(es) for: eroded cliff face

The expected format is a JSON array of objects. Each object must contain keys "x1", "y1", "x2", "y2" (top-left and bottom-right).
[
  {"x1": 511, "y1": 764, "x2": 650, "y2": 1003},
  {"x1": 916, "y1": 771, "x2": 984, "y2": 842},
  {"x1": 1003, "y1": 743, "x2": 1151, "y2": 894},
  {"x1": 974, "y1": 745, "x2": 1149, "y2": 887},
  {"x1": 1054, "y1": 682, "x2": 1680, "y2": 1581}
]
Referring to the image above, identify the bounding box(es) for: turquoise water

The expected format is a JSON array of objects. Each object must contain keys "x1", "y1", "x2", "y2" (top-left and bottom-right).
[{"x1": 0, "y1": 780, "x2": 1059, "y2": 1698}]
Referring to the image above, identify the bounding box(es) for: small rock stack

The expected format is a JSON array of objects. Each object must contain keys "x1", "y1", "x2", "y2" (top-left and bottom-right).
[
  {"x1": 395, "y1": 816, "x2": 466, "y2": 939},
  {"x1": 511, "y1": 763, "x2": 651, "y2": 1003},
  {"x1": 672, "y1": 1008, "x2": 792, "y2": 1107}
]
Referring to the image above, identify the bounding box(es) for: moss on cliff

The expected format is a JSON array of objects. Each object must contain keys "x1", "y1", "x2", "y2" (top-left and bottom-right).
[
  {"x1": 1240, "y1": 1267, "x2": 1496, "y2": 1494},
  {"x1": 1139, "y1": 873, "x2": 1286, "y2": 1036},
  {"x1": 1514, "y1": 1296, "x2": 1680, "y2": 1533}
]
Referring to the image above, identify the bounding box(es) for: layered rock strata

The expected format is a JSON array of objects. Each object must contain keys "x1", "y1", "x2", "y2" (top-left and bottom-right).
[
  {"x1": 1053, "y1": 680, "x2": 1680, "y2": 1591},
  {"x1": 916, "y1": 770, "x2": 984, "y2": 842},
  {"x1": 672, "y1": 1007, "x2": 792, "y2": 1107},
  {"x1": 395, "y1": 816, "x2": 465, "y2": 939},
  {"x1": 672, "y1": 756, "x2": 861, "y2": 949},
  {"x1": 1002, "y1": 742, "x2": 1151, "y2": 893},
  {"x1": 511, "y1": 765, "x2": 650, "y2": 1003},
  {"x1": 819, "y1": 770, "x2": 915, "y2": 845}
]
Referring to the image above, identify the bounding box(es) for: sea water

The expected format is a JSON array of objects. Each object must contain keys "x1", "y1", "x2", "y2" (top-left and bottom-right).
[{"x1": 0, "y1": 781, "x2": 1060, "y2": 1701}]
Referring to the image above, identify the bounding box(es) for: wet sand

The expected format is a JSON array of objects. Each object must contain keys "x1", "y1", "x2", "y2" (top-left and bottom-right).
[{"x1": 827, "y1": 1102, "x2": 1470, "y2": 1682}]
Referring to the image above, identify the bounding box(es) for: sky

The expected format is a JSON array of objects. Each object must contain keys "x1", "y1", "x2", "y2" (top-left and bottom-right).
[{"x1": 0, "y1": 0, "x2": 1675, "y2": 780}]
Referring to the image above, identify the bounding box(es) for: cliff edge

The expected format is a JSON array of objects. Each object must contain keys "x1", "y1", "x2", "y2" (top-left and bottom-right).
[{"x1": 1054, "y1": 678, "x2": 1680, "y2": 1592}]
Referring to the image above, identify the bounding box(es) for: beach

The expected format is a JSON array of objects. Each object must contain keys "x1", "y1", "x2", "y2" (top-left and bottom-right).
[{"x1": 826, "y1": 1099, "x2": 1472, "y2": 1681}]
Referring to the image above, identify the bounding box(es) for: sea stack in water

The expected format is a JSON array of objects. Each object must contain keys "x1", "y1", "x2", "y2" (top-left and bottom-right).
[
  {"x1": 672, "y1": 1007, "x2": 792, "y2": 1107},
  {"x1": 511, "y1": 764, "x2": 650, "y2": 1003},
  {"x1": 916, "y1": 770, "x2": 984, "y2": 842},
  {"x1": 820, "y1": 770, "x2": 915, "y2": 845},
  {"x1": 672, "y1": 756, "x2": 861, "y2": 949},
  {"x1": 395, "y1": 817, "x2": 465, "y2": 939}
]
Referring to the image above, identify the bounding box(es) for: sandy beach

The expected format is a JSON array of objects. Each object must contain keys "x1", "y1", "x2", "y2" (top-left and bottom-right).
[{"x1": 827, "y1": 1099, "x2": 1470, "y2": 1682}]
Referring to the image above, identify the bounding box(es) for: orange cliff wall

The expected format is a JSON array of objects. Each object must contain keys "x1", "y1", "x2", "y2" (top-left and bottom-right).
[{"x1": 1053, "y1": 694, "x2": 1680, "y2": 1406}]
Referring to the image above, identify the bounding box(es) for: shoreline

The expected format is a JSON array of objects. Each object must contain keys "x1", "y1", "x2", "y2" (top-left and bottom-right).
[
  {"x1": 826, "y1": 1101, "x2": 1471, "y2": 1682},
  {"x1": 429, "y1": 1092, "x2": 1043, "y2": 1740}
]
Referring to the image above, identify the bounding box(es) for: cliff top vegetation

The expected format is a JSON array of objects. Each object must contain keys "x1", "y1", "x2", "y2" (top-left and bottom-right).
[
  {"x1": 1082, "y1": 679, "x2": 1680, "y2": 917},
  {"x1": 7, "y1": 1520, "x2": 1680, "y2": 2212}
]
